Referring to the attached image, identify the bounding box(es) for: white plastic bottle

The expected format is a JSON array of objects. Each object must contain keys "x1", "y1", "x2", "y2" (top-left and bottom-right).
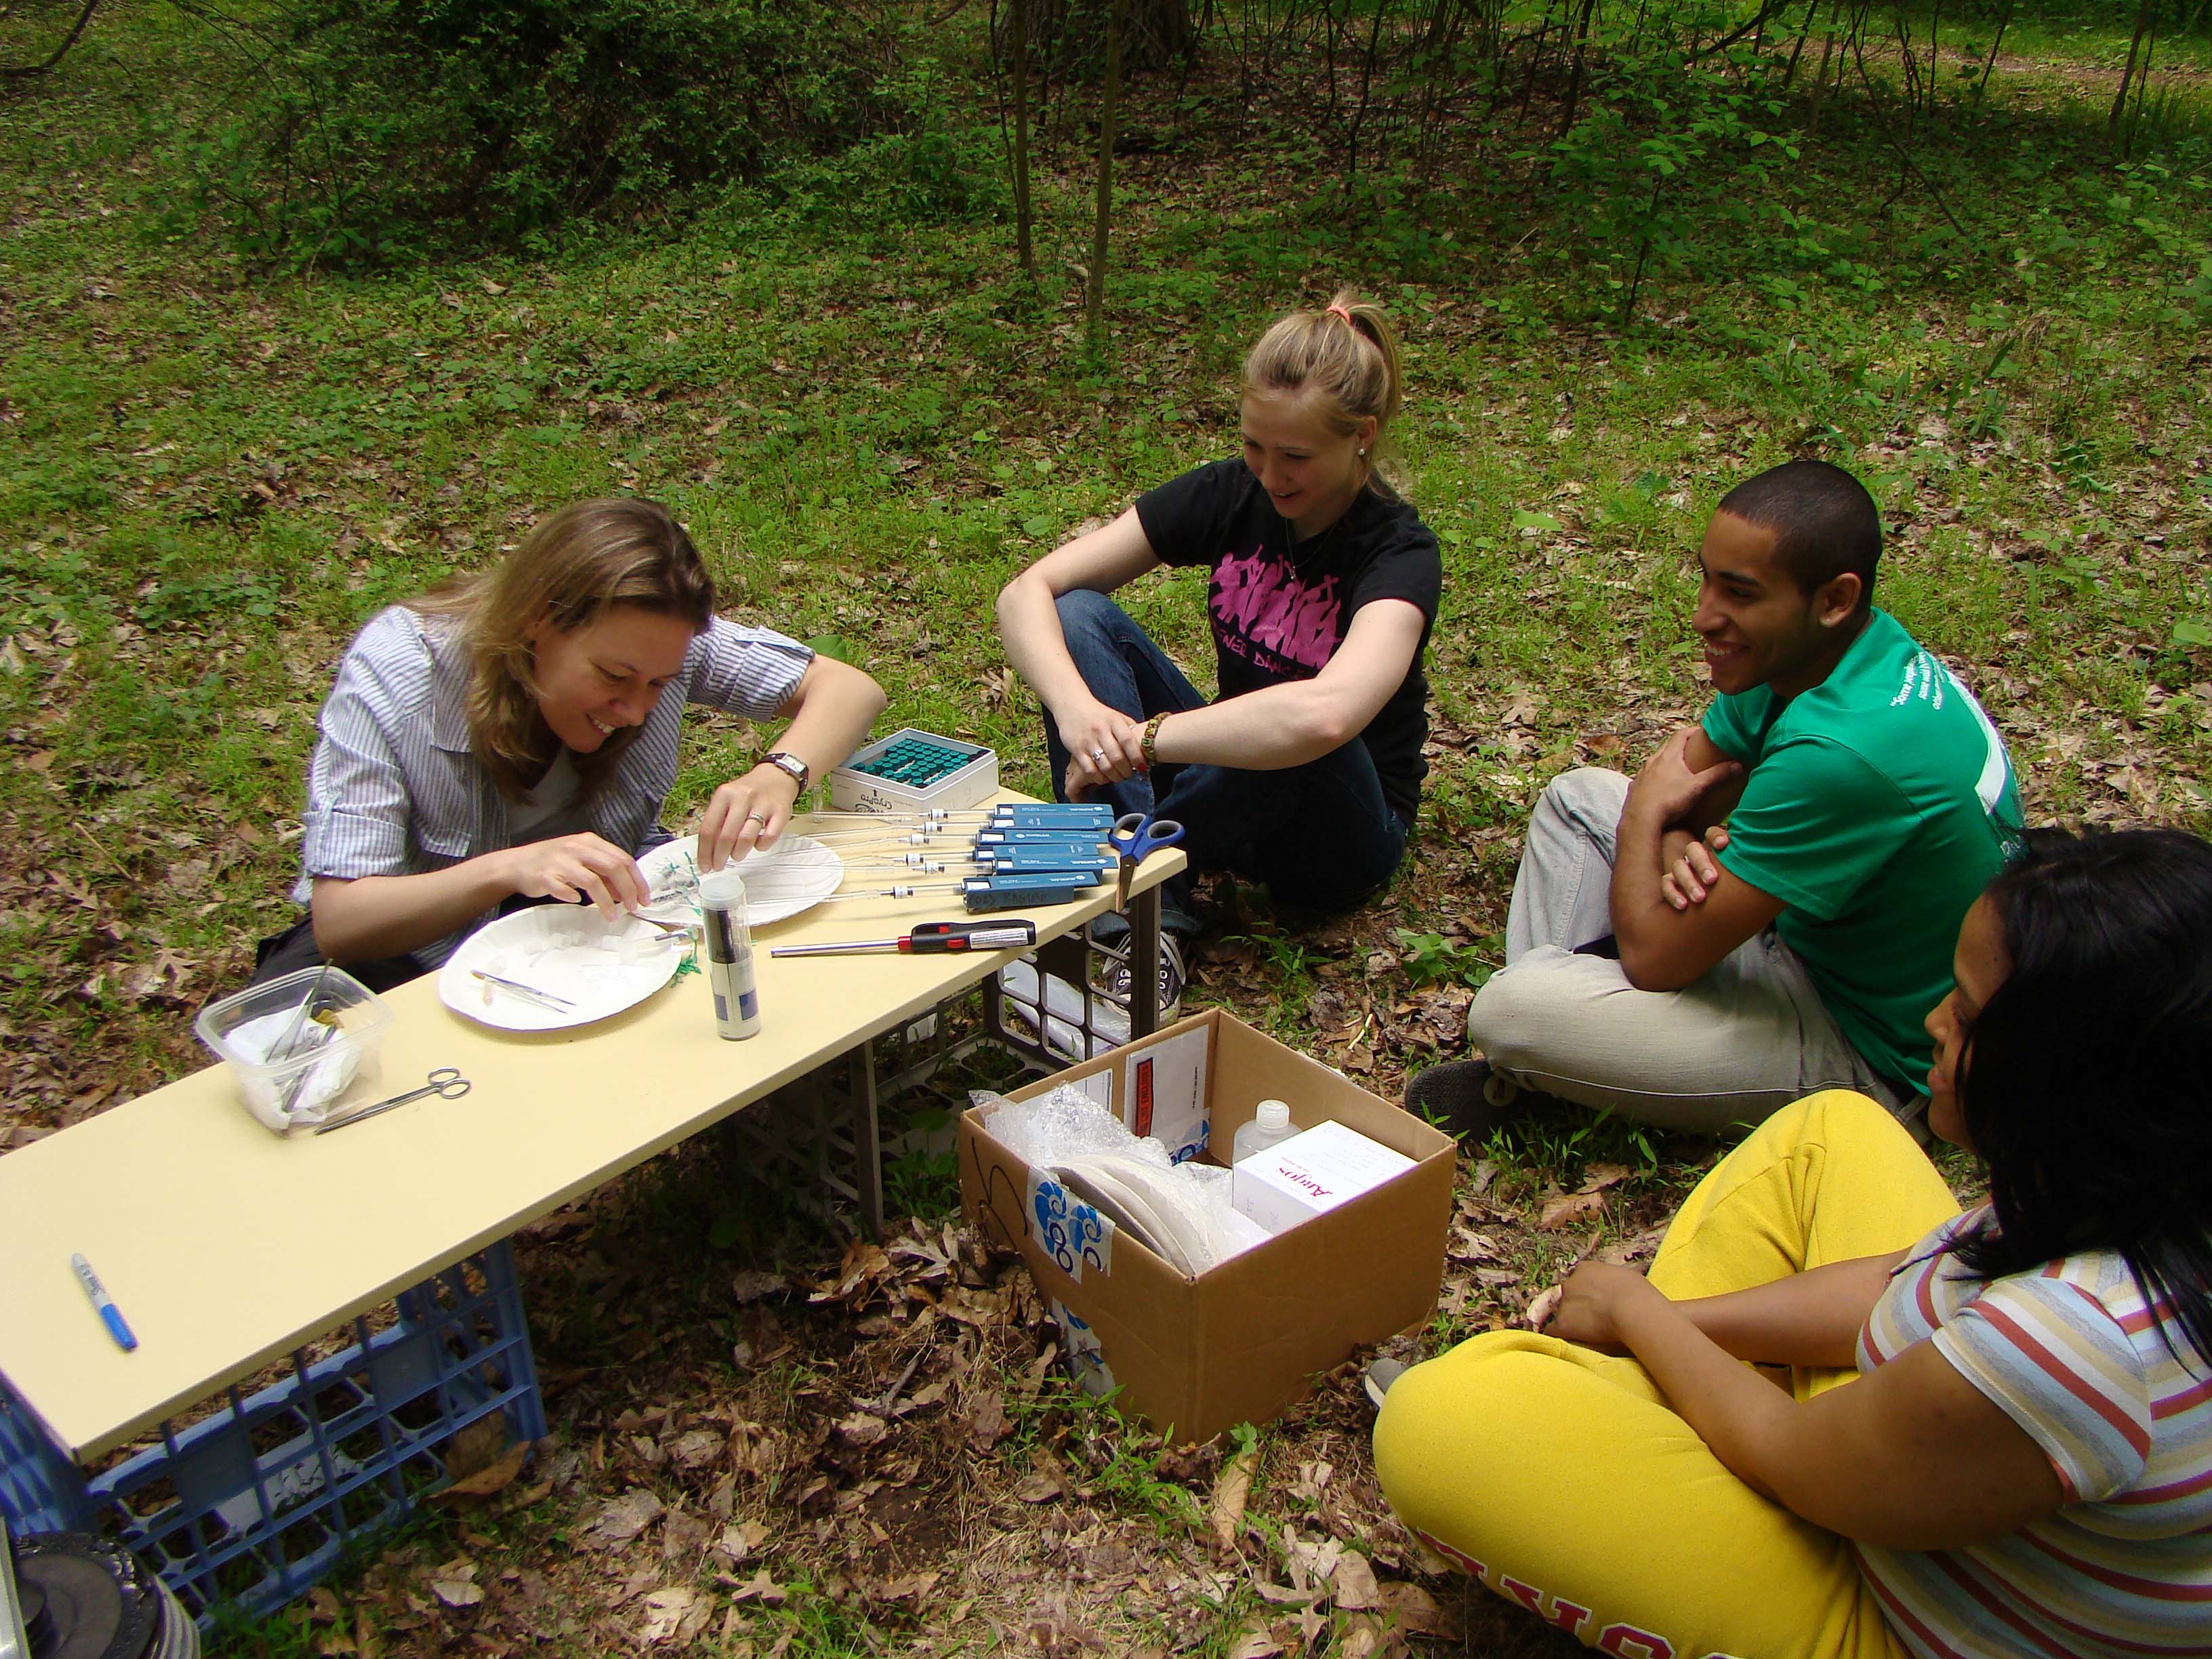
[
  {"x1": 698, "y1": 867, "x2": 762, "y2": 1040},
  {"x1": 1232, "y1": 1099, "x2": 1298, "y2": 1164}
]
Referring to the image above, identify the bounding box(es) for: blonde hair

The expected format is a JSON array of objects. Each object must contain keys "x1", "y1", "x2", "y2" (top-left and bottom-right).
[
  {"x1": 411, "y1": 497, "x2": 716, "y2": 802},
  {"x1": 1242, "y1": 289, "x2": 1406, "y2": 491}
]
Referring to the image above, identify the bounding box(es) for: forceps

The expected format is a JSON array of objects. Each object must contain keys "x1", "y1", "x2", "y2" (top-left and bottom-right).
[{"x1": 314, "y1": 1067, "x2": 472, "y2": 1135}]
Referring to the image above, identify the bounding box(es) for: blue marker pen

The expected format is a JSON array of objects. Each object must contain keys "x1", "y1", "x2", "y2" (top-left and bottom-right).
[{"x1": 71, "y1": 1253, "x2": 138, "y2": 1352}]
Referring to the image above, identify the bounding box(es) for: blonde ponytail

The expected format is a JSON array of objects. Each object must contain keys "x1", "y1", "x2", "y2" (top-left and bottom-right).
[{"x1": 1241, "y1": 289, "x2": 1406, "y2": 476}]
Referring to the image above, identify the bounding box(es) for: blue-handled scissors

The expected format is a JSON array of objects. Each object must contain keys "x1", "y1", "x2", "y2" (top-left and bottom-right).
[
  {"x1": 1110, "y1": 811, "x2": 1187, "y2": 908},
  {"x1": 314, "y1": 1067, "x2": 472, "y2": 1135}
]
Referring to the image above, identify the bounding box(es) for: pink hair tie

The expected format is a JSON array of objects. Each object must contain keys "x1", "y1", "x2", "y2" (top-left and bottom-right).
[{"x1": 1326, "y1": 303, "x2": 1355, "y2": 325}]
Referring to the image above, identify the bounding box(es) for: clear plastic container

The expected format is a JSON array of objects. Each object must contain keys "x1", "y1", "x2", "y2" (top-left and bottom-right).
[
  {"x1": 195, "y1": 965, "x2": 393, "y2": 1132},
  {"x1": 1231, "y1": 1099, "x2": 1298, "y2": 1164}
]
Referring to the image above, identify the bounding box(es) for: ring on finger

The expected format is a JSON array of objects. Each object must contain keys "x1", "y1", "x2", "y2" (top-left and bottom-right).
[
  {"x1": 1090, "y1": 747, "x2": 1109, "y2": 764},
  {"x1": 745, "y1": 812, "x2": 768, "y2": 823}
]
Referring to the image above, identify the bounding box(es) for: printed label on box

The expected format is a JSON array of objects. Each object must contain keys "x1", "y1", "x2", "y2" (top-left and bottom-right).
[
  {"x1": 1232, "y1": 1118, "x2": 1418, "y2": 1236},
  {"x1": 1120, "y1": 1027, "x2": 1209, "y2": 1163},
  {"x1": 1065, "y1": 1069, "x2": 1113, "y2": 1111},
  {"x1": 1049, "y1": 1298, "x2": 1116, "y2": 1399},
  {"x1": 1025, "y1": 1168, "x2": 1114, "y2": 1281}
]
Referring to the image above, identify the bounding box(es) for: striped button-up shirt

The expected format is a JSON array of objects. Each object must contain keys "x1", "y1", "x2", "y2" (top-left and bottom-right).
[{"x1": 293, "y1": 605, "x2": 811, "y2": 964}]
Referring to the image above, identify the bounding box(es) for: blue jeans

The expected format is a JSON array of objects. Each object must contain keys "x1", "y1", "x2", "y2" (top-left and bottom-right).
[{"x1": 1046, "y1": 591, "x2": 1410, "y2": 916}]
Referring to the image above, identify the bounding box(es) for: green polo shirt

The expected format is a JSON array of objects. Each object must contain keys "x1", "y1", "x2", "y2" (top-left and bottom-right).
[{"x1": 1702, "y1": 609, "x2": 2022, "y2": 1094}]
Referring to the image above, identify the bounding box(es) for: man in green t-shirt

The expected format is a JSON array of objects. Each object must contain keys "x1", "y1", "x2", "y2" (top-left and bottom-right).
[{"x1": 1412, "y1": 459, "x2": 2021, "y2": 1135}]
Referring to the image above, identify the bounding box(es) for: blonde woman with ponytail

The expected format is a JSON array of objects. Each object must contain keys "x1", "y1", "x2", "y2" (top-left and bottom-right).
[
  {"x1": 997, "y1": 292, "x2": 1441, "y2": 940},
  {"x1": 253, "y1": 497, "x2": 884, "y2": 989}
]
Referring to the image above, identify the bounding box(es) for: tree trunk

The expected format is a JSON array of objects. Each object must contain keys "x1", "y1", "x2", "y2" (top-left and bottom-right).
[
  {"x1": 1086, "y1": 0, "x2": 1126, "y2": 353},
  {"x1": 1782, "y1": 0, "x2": 1820, "y2": 87},
  {"x1": 1558, "y1": 0, "x2": 1600, "y2": 136},
  {"x1": 1975, "y1": 0, "x2": 2012, "y2": 100},
  {"x1": 1017, "y1": 0, "x2": 1189, "y2": 75},
  {"x1": 2107, "y1": 0, "x2": 2154, "y2": 145},
  {"x1": 3, "y1": 0, "x2": 102, "y2": 77},
  {"x1": 1011, "y1": 0, "x2": 1036, "y2": 279}
]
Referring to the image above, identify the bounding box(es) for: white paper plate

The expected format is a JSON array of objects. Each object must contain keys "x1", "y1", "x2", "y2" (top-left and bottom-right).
[
  {"x1": 636, "y1": 834, "x2": 844, "y2": 927},
  {"x1": 1090, "y1": 1154, "x2": 1219, "y2": 1275},
  {"x1": 1050, "y1": 1162, "x2": 1169, "y2": 1265},
  {"x1": 440, "y1": 906, "x2": 688, "y2": 1032}
]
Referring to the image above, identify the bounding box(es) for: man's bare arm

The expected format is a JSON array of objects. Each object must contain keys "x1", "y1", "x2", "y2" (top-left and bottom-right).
[{"x1": 1610, "y1": 727, "x2": 1784, "y2": 991}]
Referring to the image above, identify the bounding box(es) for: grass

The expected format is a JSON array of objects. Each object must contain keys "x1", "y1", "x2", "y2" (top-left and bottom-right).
[{"x1": 3, "y1": 1, "x2": 2209, "y2": 1654}]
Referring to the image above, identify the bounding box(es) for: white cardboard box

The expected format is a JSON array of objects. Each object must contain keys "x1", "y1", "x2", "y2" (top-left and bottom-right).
[{"x1": 1231, "y1": 1119, "x2": 1418, "y2": 1236}]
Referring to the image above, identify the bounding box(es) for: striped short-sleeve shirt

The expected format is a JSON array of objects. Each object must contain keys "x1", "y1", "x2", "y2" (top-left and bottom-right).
[
  {"x1": 1853, "y1": 1206, "x2": 2212, "y2": 1658},
  {"x1": 293, "y1": 605, "x2": 811, "y2": 964}
]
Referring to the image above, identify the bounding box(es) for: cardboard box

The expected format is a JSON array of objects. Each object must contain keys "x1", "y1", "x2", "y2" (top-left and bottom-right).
[{"x1": 958, "y1": 1008, "x2": 1454, "y2": 1444}]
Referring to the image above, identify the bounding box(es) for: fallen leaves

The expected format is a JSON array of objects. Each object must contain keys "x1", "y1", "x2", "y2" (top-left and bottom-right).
[
  {"x1": 965, "y1": 1389, "x2": 1008, "y2": 1452},
  {"x1": 725, "y1": 1569, "x2": 786, "y2": 1607},
  {"x1": 1330, "y1": 1551, "x2": 1382, "y2": 1611},
  {"x1": 1536, "y1": 1189, "x2": 1606, "y2": 1231},
  {"x1": 1014, "y1": 1462, "x2": 1067, "y2": 1504},
  {"x1": 429, "y1": 1439, "x2": 530, "y2": 1508},
  {"x1": 577, "y1": 1489, "x2": 664, "y2": 1549},
  {"x1": 637, "y1": 1586, "x2": 709, "y2": 1643},
  {"x1": 1207, "y1": 1441, "x2": 1256, "y2": 1558}
]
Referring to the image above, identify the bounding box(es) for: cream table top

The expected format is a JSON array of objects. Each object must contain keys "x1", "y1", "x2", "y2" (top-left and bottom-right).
[{"x1": 0, "y1": 795, "x2": 1183, "y2": 1461}]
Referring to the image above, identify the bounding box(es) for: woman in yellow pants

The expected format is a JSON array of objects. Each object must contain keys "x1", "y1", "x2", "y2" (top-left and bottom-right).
[{"x1": 1374, "y1": 827, "x2": 2212, "y2": 1659}]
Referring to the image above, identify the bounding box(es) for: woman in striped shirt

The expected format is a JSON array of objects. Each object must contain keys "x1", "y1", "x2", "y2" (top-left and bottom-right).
[
  {"x1": 255, "y1": 497, "x2": 884, "y2": 986},
  {"x1": 1374, "y1": 825, "x2": 2212, "y2": 1659}
]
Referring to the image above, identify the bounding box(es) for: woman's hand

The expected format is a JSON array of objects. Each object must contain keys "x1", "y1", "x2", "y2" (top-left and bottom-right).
[
  {"x1": 1054, "y1": 699, "x2": 1146, "y2": 800},
  {"x1": 501, "y1": 833, "x2": 651, "y2": 915},
  {"x1": 1540, "y1": 1261, "x2": 1665, "y2": 1353},
  {"x1": 697, "y1": 764, "x2": 804, "y2": 872}
]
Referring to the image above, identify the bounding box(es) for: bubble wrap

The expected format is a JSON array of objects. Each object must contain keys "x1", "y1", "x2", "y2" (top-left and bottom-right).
[{"x1": 975, "y1": 1087, "x2": 1271, "y2": 1269}]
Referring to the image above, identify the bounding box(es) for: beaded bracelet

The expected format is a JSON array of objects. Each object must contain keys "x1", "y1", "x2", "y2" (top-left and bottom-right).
[{"x1": 1141, "y1": 710, "x2": 1170, "y2": 767}]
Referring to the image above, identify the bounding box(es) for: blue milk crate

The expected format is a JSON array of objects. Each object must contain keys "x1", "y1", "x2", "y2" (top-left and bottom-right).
[{"x1": 0, "y1": 1240, "x2": 546, "y2": 1630}]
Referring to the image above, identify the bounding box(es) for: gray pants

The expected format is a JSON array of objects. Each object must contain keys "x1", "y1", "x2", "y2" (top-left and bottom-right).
[{"x1": 1465, "y1": 769, "x2": 1914, "y2": 1134}]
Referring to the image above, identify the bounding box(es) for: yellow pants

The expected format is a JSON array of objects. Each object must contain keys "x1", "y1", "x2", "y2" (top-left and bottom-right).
[{"x1": 1373, "y1": 1091, "x2": 1961, "y2": 1659}]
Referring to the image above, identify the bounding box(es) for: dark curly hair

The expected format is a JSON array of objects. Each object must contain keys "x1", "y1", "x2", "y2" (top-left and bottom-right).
[{"x1": 1951, "y1": 825, "x2": 2212, "y2": 1373}]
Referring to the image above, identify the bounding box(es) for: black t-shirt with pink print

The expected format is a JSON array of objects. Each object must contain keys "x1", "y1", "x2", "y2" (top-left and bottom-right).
[{"x1": 1135, "y1": 458, "x2": 1441, "y2": 822}]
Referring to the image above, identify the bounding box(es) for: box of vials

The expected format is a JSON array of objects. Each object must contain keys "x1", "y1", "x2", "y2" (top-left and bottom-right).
[
  {"x1": 1231, "y1": 1119, "x2": 1419, "y2": 1236},
  {"x1": 826, "y1": 729, "x2": 998, "y2": 816}
]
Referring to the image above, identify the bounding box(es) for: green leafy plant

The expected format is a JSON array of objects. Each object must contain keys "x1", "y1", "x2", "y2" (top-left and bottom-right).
[
  {"x1": 192, "y1": 0, "x2": 907, "y2": 266},
  {"x1": 1393, "y1": 928, "x2": 1496, "y2": 989}
]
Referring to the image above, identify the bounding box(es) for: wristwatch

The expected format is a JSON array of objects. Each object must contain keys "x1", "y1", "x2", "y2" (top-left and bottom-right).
[{"x1": 759, "y1": 751, "x2": 811, "y2": 791}]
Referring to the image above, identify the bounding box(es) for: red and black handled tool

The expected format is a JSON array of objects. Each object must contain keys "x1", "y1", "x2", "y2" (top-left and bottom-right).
[{"x1": 769, "y1": 920, "x2": 1040, "y2": 958}]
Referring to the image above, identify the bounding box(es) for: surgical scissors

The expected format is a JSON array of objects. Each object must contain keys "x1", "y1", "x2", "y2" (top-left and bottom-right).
[
  {"x1": 1109, "y1": 811, "x2": 1187, "y2": 909},
  {"x1": 314, "y1": 1067, "x2": 472, "y2": 1135}
]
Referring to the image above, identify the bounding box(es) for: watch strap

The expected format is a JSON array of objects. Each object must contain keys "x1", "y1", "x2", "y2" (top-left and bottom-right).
[{"x1": 761, "y1": 751, "x2": 811, "y2": 790}]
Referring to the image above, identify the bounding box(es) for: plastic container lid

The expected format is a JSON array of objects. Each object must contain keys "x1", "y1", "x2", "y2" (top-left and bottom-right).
[
  {"x1": 1254, "y1": 1099, "x2": 1290, "y2": 1131},
  {"x1": 697, "y1": 867, "x2": 750, "y2": 908}
]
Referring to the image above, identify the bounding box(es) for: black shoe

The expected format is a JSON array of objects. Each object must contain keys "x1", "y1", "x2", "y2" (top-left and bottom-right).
[
  {"x1": 1405, "y1": 1057, "x2": 1526, "y2": 1143},
  {"x1": 1097, "y1": 934, "x2": 1187, "y2": 1023},
  {"x1": 1362, "y1": 1356, "x2": 1412, "y2": 1412},
  {"x1": 1088, "y1": 907, "x2": 1202, "y2": 947}
]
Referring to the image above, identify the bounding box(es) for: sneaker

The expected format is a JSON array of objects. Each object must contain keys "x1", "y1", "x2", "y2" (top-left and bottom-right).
[
  {"x1": 1097, "y1": 933, "x2": 1187, "y2": 1023},
  {"x1": 1405, "y1": 1057, "x2": 1528, "y2": 1143},
  {"x1": 1363, "y1": 1356, "x2": 1411, "y2": 1411},
  {"x1": 1088, "y1": 905, "x2": 1202, "y2": 947}
]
